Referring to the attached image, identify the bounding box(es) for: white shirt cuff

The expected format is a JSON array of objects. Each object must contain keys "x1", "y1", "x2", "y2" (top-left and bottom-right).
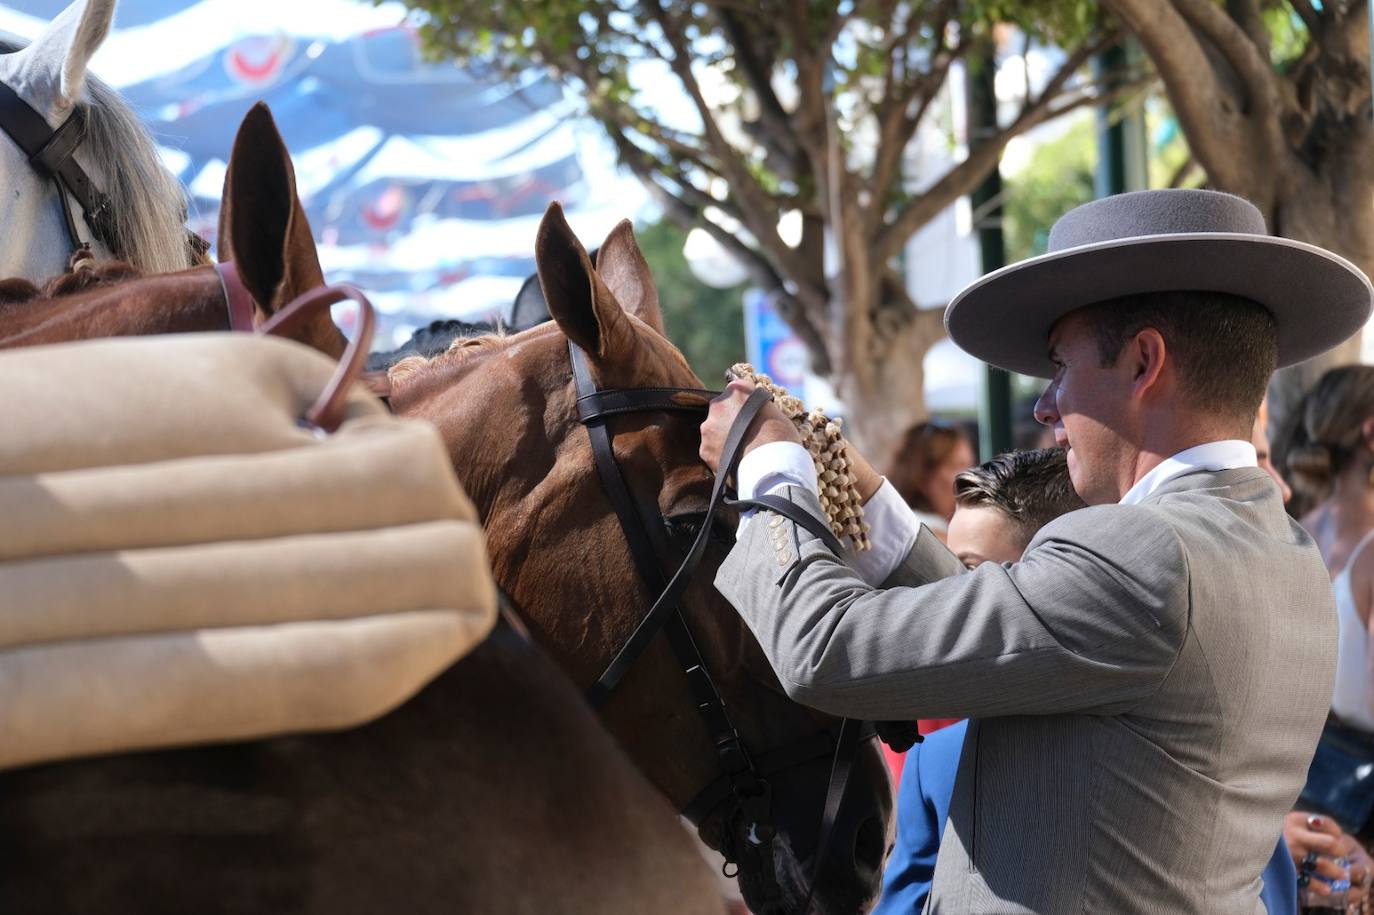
[
  {"x1": 733, "y1": 447, "x2": 919, "y2": 586},
  {"x1": 733, "y1": 441, "x2": 818, "y2": 541},
  {"x1": 736, "y1": 441, "x2": 819, "y2": 500},
  {"x1": 849, "y1": 479, "x2": 922, "y2": 586}
]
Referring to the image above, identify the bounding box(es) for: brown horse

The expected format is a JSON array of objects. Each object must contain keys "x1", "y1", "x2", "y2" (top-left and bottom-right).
[
  {"x1": 0, "y1": 616, "x2": 725, "y2": 913},
  {"x1": 0, "y1": 103, "x2": 345, "y2": 358},
  {"x1": 383, "y1": 205, "x2": 893, "y2": 914},
  {"x1": 1, "y1": 104, "x2": 893, "y2": 911},
  {"x1": 0, "y1": 106, "x2": 724, "y2": 913}
]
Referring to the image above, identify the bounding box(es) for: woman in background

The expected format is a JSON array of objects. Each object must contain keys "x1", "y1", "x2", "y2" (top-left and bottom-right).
[
  {"x1": 1288, "y1": 365, "x2": 1374, "y2": 847},
  {"x1": 888, "y1": 421, "x2": 976, "y2": 538}
]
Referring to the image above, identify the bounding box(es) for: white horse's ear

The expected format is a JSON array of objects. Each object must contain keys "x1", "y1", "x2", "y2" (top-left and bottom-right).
[{"x1": 12, "y1": 0, "x2": 115, "y2": 112}]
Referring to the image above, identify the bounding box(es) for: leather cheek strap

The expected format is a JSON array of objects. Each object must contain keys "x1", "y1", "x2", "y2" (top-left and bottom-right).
[{"x1": 0, "y1": 81, "x2": 118, "y2": 255}]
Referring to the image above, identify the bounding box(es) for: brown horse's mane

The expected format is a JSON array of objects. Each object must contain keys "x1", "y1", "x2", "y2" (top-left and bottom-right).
[
  {"x1": 0, "y1": 258, "x2": 143, "y2": 309},
  {"x1": 386, "y1": 325, "x2": 513, "y2": 382}
]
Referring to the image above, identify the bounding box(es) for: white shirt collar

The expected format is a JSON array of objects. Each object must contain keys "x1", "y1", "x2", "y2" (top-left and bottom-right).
[{"x1": 1119, "y1": 440, "x2": 1257, "y2": 505}]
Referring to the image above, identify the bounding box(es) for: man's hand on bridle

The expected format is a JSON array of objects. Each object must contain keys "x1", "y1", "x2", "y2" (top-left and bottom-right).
[{"x1": 699, "y1": 379, "x2": 802, "y2": 474}]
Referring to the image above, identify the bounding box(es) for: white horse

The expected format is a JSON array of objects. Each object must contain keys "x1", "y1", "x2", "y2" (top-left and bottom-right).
[{"x1": 0, "y1": 0, "x2": 192, "y2": 281}]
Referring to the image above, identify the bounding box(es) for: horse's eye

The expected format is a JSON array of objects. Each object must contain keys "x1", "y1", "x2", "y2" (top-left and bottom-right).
[{"x1": 664, "y1": 514, "x2": 705, "y2": 539}]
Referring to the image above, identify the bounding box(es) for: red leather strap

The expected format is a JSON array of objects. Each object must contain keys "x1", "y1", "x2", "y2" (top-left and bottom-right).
[
  {"x1": 216, "y1": 262, "x2": 381, "y2": 430},
  {"x1": 260, "y1": 283, "x2": 376, "y2": 433},
  {"x1": 215, "y1": 261, "x2": 258, "y2": 332}
]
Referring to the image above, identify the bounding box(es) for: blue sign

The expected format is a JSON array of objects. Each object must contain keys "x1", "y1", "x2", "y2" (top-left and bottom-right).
[{"x1": 743, "y1": 288, "x2": 809, "y2": 388}]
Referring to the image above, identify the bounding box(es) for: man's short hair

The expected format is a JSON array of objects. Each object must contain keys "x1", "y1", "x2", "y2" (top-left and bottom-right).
[
  {"x1": 1078, "y1": 291, "x2": 1277, "y2": 424},
  {"x1": 954, "y1": 448, "x2": 1085, "y2": 542}
]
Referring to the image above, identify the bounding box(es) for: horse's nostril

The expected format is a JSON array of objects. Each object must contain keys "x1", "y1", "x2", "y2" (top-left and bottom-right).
[{"x1": 853, "y1": 816, "x2": 885, "y2": 877}]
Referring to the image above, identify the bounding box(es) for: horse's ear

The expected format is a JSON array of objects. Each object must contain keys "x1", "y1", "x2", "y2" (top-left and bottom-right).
[
  {"x1": 219, "y1": 103, "x2": 344, "y2": 358},
  {"x1": 536, "y1": 202, "x2": 632, "y2": 359},
  {"x1": 219, "y1": 102, "x2": 325, "y2": 310},
  {"x1": 5, "y1": 0, "x2": 115, "y2": 111},
  {"x1": 595, "y1": 220, "x2": 664, "y2": 336}
]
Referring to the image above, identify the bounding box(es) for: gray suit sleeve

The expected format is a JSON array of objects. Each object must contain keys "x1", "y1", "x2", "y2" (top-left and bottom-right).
[
  {"x1": 880, "y1": 522, "x2": 967, "y2": 589},
  {"x1": 714, "y1": 487, "x2": 1190, "y2": 720}
]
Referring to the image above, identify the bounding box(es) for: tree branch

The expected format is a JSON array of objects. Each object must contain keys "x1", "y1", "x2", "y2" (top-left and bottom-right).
[
  {"x1": 1226, "y1": 0, "x2": 1271, "y2": 61},
  {"x1": 866, "y1": 5, "x2": 965, "y2": 238},
  {"x1": 713, "y1": 7, "x2": 802, "y2": 177},
  {"x1": 1173, "y1": 0, "x2": 1282, "y2": 118},
  {"x1": 646, "y1": 2, "x2": 815, "y2": 292},
  {"x1": 563, "y1": 54, "x2": 742, "y2": 220},
  {"x1": 1020, "y1": 27, "x2": 1121, "y2": 121},
  {"x1": 875, "y1": 37, "x2": 1145, "y2": 264},
  {"x1": 1100, "y1": 0, "x2": 1253, "y2": 190},
  {"x1": 1167, "y1": 153, "x2": 1200, "y2": 188},
  {"x1": 1287, "y1": 0, "x2": 1322, "y2": 36},
  {"x1": 612, "y1": 132, "x2": 828, "y2": 363}
]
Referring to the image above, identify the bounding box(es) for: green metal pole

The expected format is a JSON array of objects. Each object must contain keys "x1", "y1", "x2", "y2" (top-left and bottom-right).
[
  {"x1": 967, "y1": 51, "x2": 1013, "y2": 460},
  {"x1": 1095, "y1": 42, "x2": 1148, "y2": 197},
  {"x1": 1095, "y1": 45, "x2": 1128, "y2": 199}
]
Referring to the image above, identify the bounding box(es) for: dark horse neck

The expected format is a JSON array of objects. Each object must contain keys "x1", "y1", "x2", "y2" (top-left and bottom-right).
[{"x1": 0, "y1": 620, "x2": 719, "y2": 914}]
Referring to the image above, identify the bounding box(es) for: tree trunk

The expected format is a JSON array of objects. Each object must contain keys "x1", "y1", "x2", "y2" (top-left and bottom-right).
[
  {"x1": 828, "y1": 303, "x2": 948, "y2": 469},
  {"x1": 1265, "y1": 132, "x2": 1374, "y2": 466},
  {"x1": 1101, "y1": 0, "x2": 1373, "y2": 471}
]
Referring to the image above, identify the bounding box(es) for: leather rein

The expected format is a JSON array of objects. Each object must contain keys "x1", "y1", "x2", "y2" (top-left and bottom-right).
[{"x1": 568, "y1": 341, "x2": 868, "y2": 913}]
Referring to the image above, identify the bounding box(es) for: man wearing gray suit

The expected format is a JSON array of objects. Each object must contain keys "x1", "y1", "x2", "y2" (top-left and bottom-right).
[{"x1": 700, "y1": 189, "x2": 1374, "y2": 913}]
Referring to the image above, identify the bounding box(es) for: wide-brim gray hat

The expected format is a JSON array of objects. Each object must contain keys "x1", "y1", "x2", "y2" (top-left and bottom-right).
[{"x1": 944, "y1": 188, "x2": 1373, "y2": 378}]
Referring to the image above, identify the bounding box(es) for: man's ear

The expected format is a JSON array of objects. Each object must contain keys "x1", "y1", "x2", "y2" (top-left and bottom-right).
[
  {"x1": 536, "y1": 202, "x2": 633, "y2": 360},
  {"x1": 1130, "y1": 328, "x2": 1168, "y2": 398}
]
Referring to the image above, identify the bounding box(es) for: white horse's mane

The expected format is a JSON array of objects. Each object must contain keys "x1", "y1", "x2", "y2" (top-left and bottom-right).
[{"x1": 0, "y1": 36, "x2": 191, "y2": 276}]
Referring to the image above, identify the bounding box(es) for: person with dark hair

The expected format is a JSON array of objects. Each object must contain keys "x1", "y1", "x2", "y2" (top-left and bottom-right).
[
  {"x1": 1286, "y1": 366, "x2": 1374, "y2": 850},
  {"x1": 700, "y1": 188, "x2": 1374, "y2": 911},
  {"x1": 887, "y1": 421, "x2": 976, "y2": 536},
  {"x1": 943, "y1": 448, "x2": 1084, "y2": 568}
]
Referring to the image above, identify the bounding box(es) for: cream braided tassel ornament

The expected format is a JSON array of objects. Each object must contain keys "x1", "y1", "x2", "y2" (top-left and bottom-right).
[{"x1": 726, "y1": 363, "x2": 871, "y2": 552}]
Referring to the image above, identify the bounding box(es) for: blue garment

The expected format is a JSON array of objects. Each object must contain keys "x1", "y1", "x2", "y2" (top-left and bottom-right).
[
  {"x1": 873, "y1": 721, "x2": 965, "y2": 915},
  {"x1": 874, "y1": 719, "x2": 1298, "y2": 915}
]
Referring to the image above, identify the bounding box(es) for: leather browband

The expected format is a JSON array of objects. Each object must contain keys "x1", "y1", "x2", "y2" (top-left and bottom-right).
[{"x1": 575, "y1": 387, "x2": 716, "y2": 424}]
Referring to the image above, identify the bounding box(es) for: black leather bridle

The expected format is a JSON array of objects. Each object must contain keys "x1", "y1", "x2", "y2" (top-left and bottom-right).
[
  {"x1": 569, "y1": 341, "x2": 869, "y2": 913},
  {"x1": 0, "y1": 79, "x2": 119, "y2": 258},
  {"x1": 0, "y1": 77, "x2": 209, "y2": 265}
]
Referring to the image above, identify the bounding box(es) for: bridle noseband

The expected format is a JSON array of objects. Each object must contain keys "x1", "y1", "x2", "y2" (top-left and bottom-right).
[{"x1": 569, "y1": 341, "x2": 868, "y2": 913}]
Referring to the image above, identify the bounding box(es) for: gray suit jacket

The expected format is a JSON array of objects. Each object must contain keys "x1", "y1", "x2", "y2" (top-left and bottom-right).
[{"x1": 715, "y1": 469, "x2": 1336, "y2": 914}]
